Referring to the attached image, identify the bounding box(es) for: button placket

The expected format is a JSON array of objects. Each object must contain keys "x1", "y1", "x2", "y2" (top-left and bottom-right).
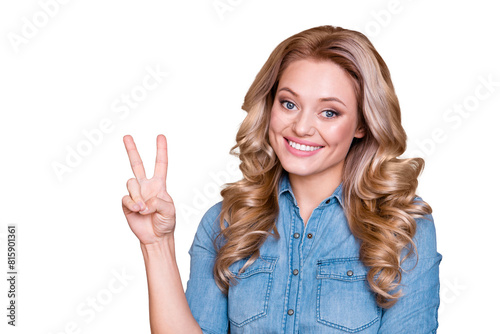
[
  {"x1": 291, "y1": 229, "x2": 301, "y2": 280},
  {"x1": 292, "y1": 232, "x2": 300, "y2": 278},
  {"x1": 285, "y1": 208, "x2": 302, "y2": 332},
  {"x1": 301, "y1": 205, "x2": 326, "y2": 260}
]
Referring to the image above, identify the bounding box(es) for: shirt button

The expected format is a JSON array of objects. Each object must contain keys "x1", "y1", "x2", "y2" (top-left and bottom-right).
[
  {"x1": 307, "y1": 233, "x2": 313, "y2": 239},
  {"x1": 325, "y1": 199, "x2": 330, "y2": 204},
  {"x1": 347, "y1": 270, "x2": 354, "y2": 276},
  {"x1": 293, "y1": 233, "x2": 300, "y2": 239},
  {"x1": 293, "y1": 269, "x2": 299, "y2": 275},
  {"x1": 288, "y1": 309, "x2": 294, "y2": 316}
]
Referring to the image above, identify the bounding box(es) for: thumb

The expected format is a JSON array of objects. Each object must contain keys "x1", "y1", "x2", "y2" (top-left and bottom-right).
[{"x1": 140, "y1": 196, "x2": 175, "y2": 219}]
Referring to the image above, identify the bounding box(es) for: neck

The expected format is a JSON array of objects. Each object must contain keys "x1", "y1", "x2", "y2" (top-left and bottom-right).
[{"x1": 288, "y1": 167, "x2": 342, "y2": 210}]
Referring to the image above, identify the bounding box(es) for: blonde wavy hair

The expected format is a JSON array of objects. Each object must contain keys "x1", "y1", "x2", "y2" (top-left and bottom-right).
[{"x1": 213, "y1": 25, "x2": 431, "y2": 308}]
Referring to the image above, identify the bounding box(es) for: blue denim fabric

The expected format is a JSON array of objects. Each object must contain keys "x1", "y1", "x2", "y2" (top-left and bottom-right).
[{"x1": 185, "y1": 172, "x2": 442, "y2": 334}]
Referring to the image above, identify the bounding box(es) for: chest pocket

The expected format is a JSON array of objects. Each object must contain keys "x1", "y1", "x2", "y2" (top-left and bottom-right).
[
  {"x1": 227, "y1": 256, "x2": 278, "y2": 327},
  {"x1": 316, "y1": 258, "x2": 381, "y2": 332}
]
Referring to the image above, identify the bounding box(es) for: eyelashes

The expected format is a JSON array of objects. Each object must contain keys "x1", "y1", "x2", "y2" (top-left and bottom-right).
[
  {"x1": 321, "y1": 110, "x2": 339, "y2": 118},
  {"x1": 279, "y1": 99, "x2": 339, "y2": 119},
  {"x1": 281, "y1": 100, "x2": 297, "y2": 110}
]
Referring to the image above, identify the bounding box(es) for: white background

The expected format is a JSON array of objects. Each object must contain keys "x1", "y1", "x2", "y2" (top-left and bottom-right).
[{"x1": 1, "y1": 0, "x2": 499, "y2": 333}]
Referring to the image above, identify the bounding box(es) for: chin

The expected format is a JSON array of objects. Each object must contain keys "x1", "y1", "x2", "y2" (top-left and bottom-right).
[{"x1": 280, "y1": 162, "x2": 316, "y2": 177}]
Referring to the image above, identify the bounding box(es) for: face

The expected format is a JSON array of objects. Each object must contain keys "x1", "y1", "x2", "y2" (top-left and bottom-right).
[{"x1": 268, "y1": 58, "x2": 365, "y2": 181}]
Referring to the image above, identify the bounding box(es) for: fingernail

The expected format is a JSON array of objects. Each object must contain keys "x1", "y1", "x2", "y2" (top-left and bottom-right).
[
  {"x1": 139, "y1": 206, "x2": 148, "y2": 214},
  {"x1": 132, "y1": 203, "x2": 140, "y2": 211},
  {"x1": 139, "y1": 202, "x2": 146, "y2": 211}
]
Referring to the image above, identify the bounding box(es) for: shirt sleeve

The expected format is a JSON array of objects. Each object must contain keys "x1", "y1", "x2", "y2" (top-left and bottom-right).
[
  {"x1": 185, "y1": 201, "x2": 229, "y2": 334},
  {"x1": 378, "y1": 211, "x2": 442, "y2": 334}
]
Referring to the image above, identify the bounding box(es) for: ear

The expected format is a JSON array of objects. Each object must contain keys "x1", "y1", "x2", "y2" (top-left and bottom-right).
[{"x1": 354, "y1": 125, "x2": 366, "y2": 139}]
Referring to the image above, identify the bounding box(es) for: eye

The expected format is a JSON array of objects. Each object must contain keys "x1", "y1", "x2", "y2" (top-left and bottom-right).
[
  {"x1": 280, "y1": 100, "x2": 297, "y2": 110},
  {"x1": 321, "y1": 109, "x2": 339, "y2": 119}
]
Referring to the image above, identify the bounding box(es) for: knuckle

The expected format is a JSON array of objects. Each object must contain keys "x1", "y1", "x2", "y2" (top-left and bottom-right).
[
  {"x1": 126, "y1": 178, "x2": 136, "y2": 187},
  {"x1": 149, "y1": 196, "x2": 159, "y2": 207}
]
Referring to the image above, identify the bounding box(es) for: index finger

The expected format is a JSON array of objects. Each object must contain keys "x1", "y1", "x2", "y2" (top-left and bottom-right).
[
  {"x1": 123, "y1": 135, "x2": 147, "y2": 180},
  {"x1": 153, "y1": 134, "x2": 168, "y2": 181}
]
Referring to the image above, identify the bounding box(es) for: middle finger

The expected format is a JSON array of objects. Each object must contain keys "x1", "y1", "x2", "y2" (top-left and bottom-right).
[{"x1": 153, "y1": 134, "x2": 168, "y2": 182}]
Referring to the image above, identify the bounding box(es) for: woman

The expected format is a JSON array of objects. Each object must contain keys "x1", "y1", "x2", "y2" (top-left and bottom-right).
[{"x1": 122, "y1": 25, "x2": 441, "y2": 333}]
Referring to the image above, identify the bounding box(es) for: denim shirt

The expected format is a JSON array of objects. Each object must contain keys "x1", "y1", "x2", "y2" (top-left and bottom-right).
[{"x1": 185, "y1": 172, "x2": 442, "y2": 334}]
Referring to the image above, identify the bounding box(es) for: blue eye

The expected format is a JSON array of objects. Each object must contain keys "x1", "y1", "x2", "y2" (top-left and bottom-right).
[
  {"x1": 281, "y1": 100, "x2": 297, "y2": 110},
  {"x1": 322, "y1": 110, "x2": 338, "y2": 118}
]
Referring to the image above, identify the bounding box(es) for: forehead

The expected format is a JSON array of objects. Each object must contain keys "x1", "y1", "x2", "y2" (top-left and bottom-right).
[{"x1": 277, "y1": 59, "x2": 357, "y2": 109}]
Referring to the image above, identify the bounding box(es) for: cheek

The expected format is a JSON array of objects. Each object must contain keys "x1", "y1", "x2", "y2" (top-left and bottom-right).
[
  {"x1": 269, "y1": 107, "x2": 284, "y2": 134},
  {"x1": 324, "y1": 122, "x2": 358, "y2": 147}
]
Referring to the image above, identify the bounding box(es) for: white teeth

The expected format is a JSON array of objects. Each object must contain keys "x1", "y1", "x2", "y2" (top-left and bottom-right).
[{"x1": 287, "y1": 139, "x2": 322, "y2": 152}]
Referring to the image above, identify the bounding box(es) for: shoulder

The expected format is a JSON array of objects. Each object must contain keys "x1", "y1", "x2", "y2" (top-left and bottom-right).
[
  {"x1": 201, "y1": 201, "x2": 224, "y2": 225},
  {"x1": 409, "y1": 196, "x2": 439, "y2": 260},
  {"x1": 194, "y1": 201, "x2": 226, "y2": 241},
  {"x1": 189, "y1": 201, "x2": 225, "y2": 255}
]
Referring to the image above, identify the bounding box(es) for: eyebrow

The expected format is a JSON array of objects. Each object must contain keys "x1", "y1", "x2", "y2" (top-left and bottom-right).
[{"x1": 278, "y1": 87, "x2": 347, "y2": 107}]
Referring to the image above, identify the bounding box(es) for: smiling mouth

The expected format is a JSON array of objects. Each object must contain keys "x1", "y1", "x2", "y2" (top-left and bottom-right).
[{"x1": 286, "y1": 138, "x2": 324, "y2": 152}]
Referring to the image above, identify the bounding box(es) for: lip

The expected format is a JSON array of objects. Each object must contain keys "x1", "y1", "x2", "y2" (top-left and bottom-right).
[
  {"x1": 284, "y1": 136, "x2": 323, "y2": 147},
  {"x1": 283, "y1": 137, "x2": 324, "y2": 157}
]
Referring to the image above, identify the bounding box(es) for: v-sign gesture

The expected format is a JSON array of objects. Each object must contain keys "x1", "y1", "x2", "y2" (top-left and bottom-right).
[{"x1": 122, "y1": 134, "x2": 176, "y2": 246}]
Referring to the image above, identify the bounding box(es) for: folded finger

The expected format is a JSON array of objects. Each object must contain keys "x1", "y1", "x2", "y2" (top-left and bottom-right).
[
  {"x1": 126, "y1": 178, "x2": 146, "y2": 211},
  {"x1": 143, "y1": 196, "x2": 175, "y2": 218},
  {"x1": 122, "y1": 195, "x2": 141, "y2": 213}
]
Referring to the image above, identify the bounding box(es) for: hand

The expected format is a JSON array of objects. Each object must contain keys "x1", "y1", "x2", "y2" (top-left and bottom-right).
[{"x1": 122, "y1": 134, "x2": 176, "y2": 245}]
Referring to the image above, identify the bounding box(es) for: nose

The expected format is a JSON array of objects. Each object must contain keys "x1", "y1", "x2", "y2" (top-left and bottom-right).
[{"x1": 292, "y1": 109, "x2": 315, "y2": 137}]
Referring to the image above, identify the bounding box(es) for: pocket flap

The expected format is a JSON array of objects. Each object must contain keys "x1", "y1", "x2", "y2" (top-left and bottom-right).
[
  {"x1": 316, "y1": 258, "x2": 368, "y2": 281},
  {"x1": 230, "y1": 256, "x2": 278, "y2": 279}
]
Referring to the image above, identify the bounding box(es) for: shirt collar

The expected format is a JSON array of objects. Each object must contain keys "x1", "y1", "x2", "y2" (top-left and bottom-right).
[{"x1": 278, "y1": 171, "x2": 344, "y2": 208}]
